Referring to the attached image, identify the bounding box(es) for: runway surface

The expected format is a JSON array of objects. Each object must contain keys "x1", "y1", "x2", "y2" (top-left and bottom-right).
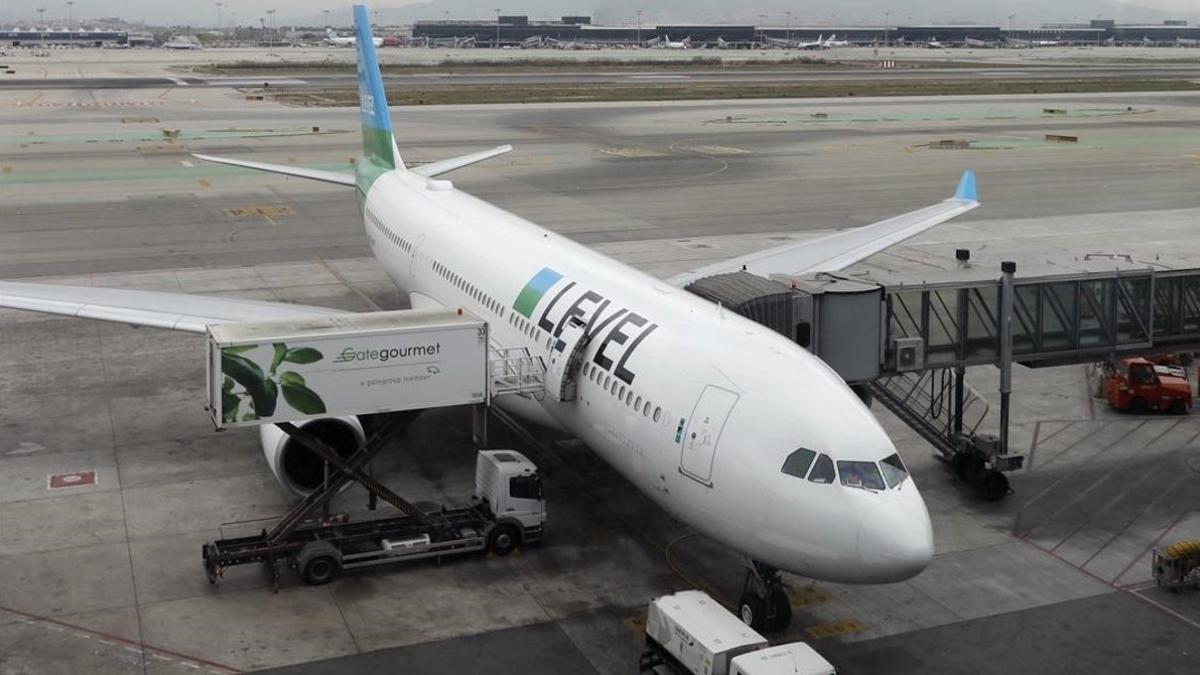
[{"x1": 1, "y1": 79, "x2": 1198, "y2": 674}]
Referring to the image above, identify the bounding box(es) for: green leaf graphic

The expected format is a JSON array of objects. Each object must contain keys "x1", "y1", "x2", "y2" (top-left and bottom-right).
[
  {"x1": 282, "y1": 382, "x2": 326, "y2": 415},
  {"x1": 270, "y1": 343, "x2": 288, "y2": 375},
  {"x1": 278, "y1": 371, "x2": 306, "y2": 387},
  {"x1": 222, "y1": 376, "x2": 235, "y2": 393},
  {"x1": 257, "y1": 379, "x2": 278, "y2": 417},
  {"x1": 283, "y1": 347, "x2": 323, "y2": 364},
  {"x1": 221, "y1": 393, "x2": 240, "y2": 423},
  {"x1": 222, "y1": 352, "x2": 264, "y2": 382}
]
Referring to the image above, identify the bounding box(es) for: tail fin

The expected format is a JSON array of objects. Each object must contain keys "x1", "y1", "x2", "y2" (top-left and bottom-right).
[{"x1": 353, "y1": 4, "x2": 402, "y2": 177}]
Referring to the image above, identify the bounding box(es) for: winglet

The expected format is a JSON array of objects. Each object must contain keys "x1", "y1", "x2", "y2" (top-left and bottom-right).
[{"x1": 953, "y1": 170, "x2": 977, "y2": 202}]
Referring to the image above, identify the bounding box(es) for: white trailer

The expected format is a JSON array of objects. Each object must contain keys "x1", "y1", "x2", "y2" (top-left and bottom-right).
[
  {"x1": 642, "y1": 590, "x2": 835, "y2": 675},
  {"x1": 206, "y1": 309, "x2": 488, "y2": 428}
]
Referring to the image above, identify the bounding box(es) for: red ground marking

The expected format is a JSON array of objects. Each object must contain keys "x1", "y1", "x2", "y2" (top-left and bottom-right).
[{"x1": 48, "y1": 471, "x2": 97, "y2": 490}]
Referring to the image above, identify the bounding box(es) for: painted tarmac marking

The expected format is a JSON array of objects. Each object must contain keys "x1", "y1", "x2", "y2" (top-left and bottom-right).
[
  {"x1": 0, "y1": 603, "x2": 240, "y2": 672},
  {"x1": 805, "y1": 619, "x2": 864, "y2": 639},
  {"x1": 787, "y1": 584, "x2": 830, "y2": 608},
  {"x1": 47, "y1": 470, "x2": 97, "y2": 490}
]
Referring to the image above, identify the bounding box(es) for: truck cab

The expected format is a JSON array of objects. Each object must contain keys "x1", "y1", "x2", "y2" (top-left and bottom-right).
[
  {"x1": 474, "y1": 450, "x2": 547, "y2": 544},
  {"x1": 1105, "y1": 357, "x2": 1192, "y2": 414}
]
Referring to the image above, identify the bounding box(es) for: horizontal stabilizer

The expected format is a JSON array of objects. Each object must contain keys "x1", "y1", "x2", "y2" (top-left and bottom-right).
[
  {"x1": 191, "y1": 153, "x2": 356, "y2": 187},
  {"x1": 412, "y1": 145, "x2": 513, "y2": 178}
]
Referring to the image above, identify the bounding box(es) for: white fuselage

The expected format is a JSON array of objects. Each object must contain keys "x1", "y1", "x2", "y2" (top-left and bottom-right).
[{"x1": 359, "y1": 168, "x2": 934, "y2": 583}]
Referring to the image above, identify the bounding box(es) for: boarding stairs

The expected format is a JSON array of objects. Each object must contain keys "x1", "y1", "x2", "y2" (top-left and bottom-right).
[
  {"x1": 489, "y1": 344, "x2": 546, "y2": 397},
  {"x1": 870, "y1": 368, "x2": 1019, "y2": 500}
]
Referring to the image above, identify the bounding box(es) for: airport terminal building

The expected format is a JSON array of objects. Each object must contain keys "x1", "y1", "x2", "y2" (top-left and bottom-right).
[
  {"x1": 1, "y1": 29, "x2": 128, "y2": 47},
  {"x1": 412, "y1": 16, "x2": 1200, "y2": 47}
]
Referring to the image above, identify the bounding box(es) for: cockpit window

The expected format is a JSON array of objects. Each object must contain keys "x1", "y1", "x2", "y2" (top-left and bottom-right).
[
  {"x1": 837, "y1": 461, "x2": 886, "y2": 491},
  {"x1": 781, "y1": 448, "x2": 816, "y2": 479},
  {"x1": 880, "y1": 453, "x2": 909, "y2": 488},
  {"x1": 808, "y1": 453, "x2": 835, "y2": 484}
]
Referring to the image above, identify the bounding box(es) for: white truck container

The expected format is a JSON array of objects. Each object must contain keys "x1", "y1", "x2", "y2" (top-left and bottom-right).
[
  {"x1": 643, "y1": 590, "x2": 835, "y2": 675},
  {"x1": 730, "y1": 643, "x2": 836, "y2": 675},
  {"x1": 206, "y1": 309, "x2": 487, "y2": 428}
]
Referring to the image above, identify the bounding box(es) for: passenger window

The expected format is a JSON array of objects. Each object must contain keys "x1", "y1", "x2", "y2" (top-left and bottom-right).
[
  {"x1": 808, "y1": 454, "x2": 835, "y2": 484},
  {"x1": 837, "y1": 461, "x2": 886, "y2": 491},
  {"x1": 781, "y1": 448, "x2": 816, "y2": 479},
  {"x1": 635, "y1": 396, "x2": 642, "y2": 409},
  {"x1": 643, "y1": 401, "x2": 651, "y2": 417},
  {"x1": 653, "y1": 406, "x2": 661, "y2": 422},
  {"x1": 618, "y1": 385, "x2": 626, "y2": 399}
]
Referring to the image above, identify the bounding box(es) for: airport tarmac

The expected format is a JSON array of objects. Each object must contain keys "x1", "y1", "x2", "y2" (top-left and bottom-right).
[{"x1": 1, "y1": 83, "x2": 1199, "y2": 673}]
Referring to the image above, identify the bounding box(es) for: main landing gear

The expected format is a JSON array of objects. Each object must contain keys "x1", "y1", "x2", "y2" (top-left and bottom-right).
[{"x1": 738, "y1": 560, "x2": 791, "y2": 632}]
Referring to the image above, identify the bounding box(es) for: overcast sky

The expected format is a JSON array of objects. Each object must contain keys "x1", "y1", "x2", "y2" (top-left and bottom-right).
[{"x1": 2, "y1": 0, "x2": 1197, "y2": 28}]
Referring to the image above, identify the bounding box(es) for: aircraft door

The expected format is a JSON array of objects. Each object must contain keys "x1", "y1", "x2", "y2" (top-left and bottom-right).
[
  {"x1": 544, "y1": 317, "x2": 590, "y2": 402},
  {"x1": 408, "y1": 233, "x2": 426, "y2": 276},
  {"x1": 679, "y1": 385, "x2": 739, "y2": 486}
]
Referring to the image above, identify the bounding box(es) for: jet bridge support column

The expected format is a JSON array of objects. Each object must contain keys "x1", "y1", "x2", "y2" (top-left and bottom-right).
[{"x1": 998, "y1": 261, "x2": 1015, "y2": 455}]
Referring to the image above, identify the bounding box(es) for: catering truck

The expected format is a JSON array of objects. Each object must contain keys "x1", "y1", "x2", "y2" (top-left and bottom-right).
[
  {"x1": 641, "y1": 590, "x2": 836, "y2": 675},
  {"x1": 206, "y1": 308, "x2": 488, "y2": 429}
]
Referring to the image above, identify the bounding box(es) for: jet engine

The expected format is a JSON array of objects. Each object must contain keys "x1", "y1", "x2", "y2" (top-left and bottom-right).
[{"x1": 259, "y1": 416, "x2": 365, "y2": 497}]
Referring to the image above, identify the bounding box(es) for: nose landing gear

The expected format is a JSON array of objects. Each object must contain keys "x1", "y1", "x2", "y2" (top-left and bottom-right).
[{"x1": 738, "y1": 561, "x2": 792, "y2": 632}]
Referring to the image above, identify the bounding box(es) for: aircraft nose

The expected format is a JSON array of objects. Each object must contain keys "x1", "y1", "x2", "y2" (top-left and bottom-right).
[{"x1": 856, "y1": 495, "x2": 934, "y2": 582}]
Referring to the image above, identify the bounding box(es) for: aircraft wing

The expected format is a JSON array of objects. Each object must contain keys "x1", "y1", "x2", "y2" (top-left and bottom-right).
[
  {"x1": 668, "y1": 171, "x2": 978, "y2": 286},
  {"x1": 0, "y1": 281, "x2": 344, "y2": 332}
]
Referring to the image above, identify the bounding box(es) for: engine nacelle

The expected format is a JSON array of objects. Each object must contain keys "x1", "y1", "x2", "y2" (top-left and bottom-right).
[{"x1": 259, "y1": 416, "x2": 365, "y2": 497}]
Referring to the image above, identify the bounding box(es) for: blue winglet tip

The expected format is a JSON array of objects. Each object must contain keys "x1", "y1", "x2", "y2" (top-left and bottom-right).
[{"x1": 954, "y1": 170, "x2": 977, "y2": 202}]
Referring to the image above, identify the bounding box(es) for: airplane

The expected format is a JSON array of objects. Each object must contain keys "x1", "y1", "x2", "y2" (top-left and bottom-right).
[
  {"x1": 764, "y1": 34, "x2": 829, "y2": 50},
  {"x1": 658, "y1": 34, "x2": 691, "y2": 49},
  {"x1": 964, "y1": 37, "x2": 997, "y2": 48},
  {"x1": 163, "y1": 36, "x2": 202, "y2": 50},
  {"x1": 0, "y1": 4, "x2": 976, "y2": 631},
  {"x1": 821, "y1": 34, "x2": 850, "y2": 48},
  {"x1": 925, "y1": 37, "x2": 946, "y2": 49},
  {"x1": 1007, "y1": 37, "x2": 1059, "y2": 48},
  {"x1": 325, "y1": 26, "x2": 382, "y2": 47}
]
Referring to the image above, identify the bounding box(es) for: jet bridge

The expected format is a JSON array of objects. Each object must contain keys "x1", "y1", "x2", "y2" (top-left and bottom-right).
[{"x1": 686, "y1": 258, "x2": 1200, "y2": 500}]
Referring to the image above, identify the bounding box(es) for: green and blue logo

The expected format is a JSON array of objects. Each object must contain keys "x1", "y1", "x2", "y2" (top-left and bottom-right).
[{"x1": 513, "y1": 267, "x2": 562, "y2": 318}]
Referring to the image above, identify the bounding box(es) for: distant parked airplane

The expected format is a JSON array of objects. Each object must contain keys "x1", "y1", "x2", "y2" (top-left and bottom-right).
[{"x1": 325, "y1": 26, "x2": 382, "y2": 47}]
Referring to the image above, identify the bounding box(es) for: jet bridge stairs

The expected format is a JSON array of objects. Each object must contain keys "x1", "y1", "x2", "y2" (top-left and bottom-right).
[{"x1": 685, "y1": 259, "x2": 1200, "y2": 500}]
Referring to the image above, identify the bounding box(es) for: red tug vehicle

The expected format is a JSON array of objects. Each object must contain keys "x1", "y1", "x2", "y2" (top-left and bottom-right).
[{"x1": 1104, "y1": 357, "x2": 1192, "y2": 414}]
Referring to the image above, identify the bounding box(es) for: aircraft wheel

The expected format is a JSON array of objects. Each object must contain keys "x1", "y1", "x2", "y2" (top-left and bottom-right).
[
  {"x1": 767, "y1": 587, "x2": 792, "y2": 631},
  {"x1": 739, "y1": 593, "x2": 767, "y2": 631},
  {"x1": 977, "y1": 470, "x2": 1009, "y2": 501}
]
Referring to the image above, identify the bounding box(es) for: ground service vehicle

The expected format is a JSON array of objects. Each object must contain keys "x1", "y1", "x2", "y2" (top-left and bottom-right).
[
  {"x1": 640, "y1": 590, "x2": 836, "y2": 675},
  {"x1": 1104, "y1": 357, "x2": 1192, "y2": 414},
  {"x1": 203, "y1": 450, "x2": 545, "y2": 586},
  {"x1": 1153, "y1": 540, "x2": 1200, "y2": 592}
]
